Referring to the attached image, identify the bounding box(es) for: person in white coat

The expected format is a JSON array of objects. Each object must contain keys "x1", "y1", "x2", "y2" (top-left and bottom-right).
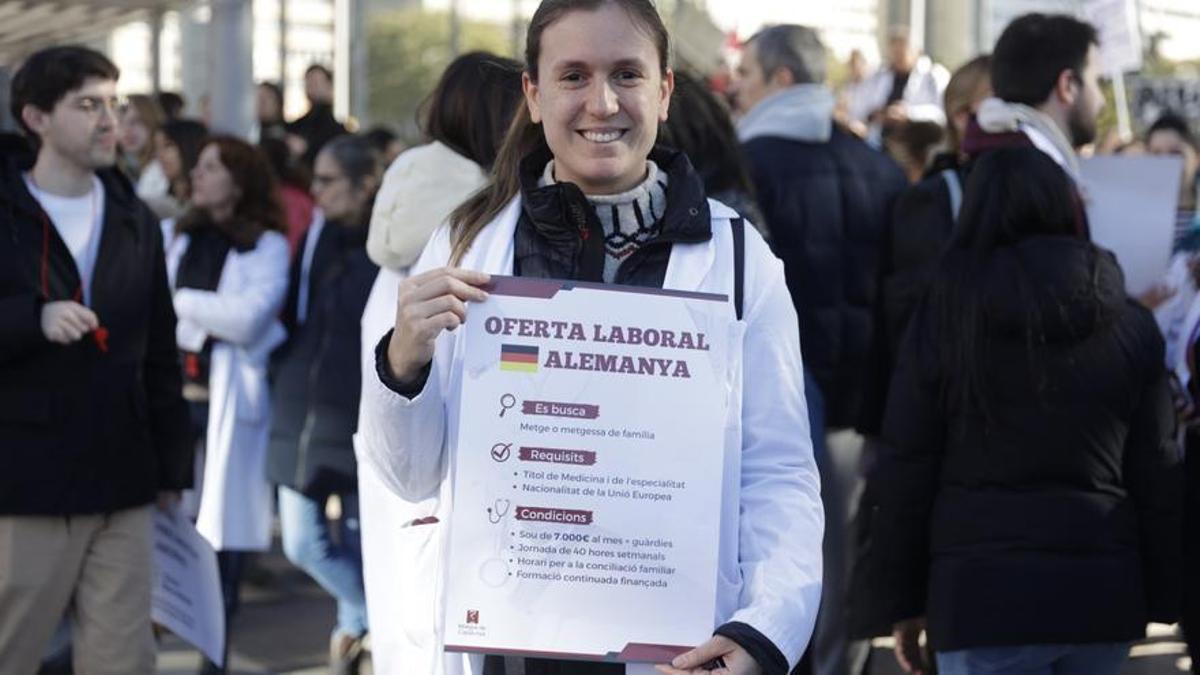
[
  {"x1": 162, "y1": 136, "x2": 290, "y2": 674},
  {"x1": 857, "y1": 26, "x2": 950, "y2": 147},
  {"x1": 357, "y1": 2, "x2": 823, "y2": 674},
  {"x1": 356, "y1": 51, "x2": 524, "y2": 675}
]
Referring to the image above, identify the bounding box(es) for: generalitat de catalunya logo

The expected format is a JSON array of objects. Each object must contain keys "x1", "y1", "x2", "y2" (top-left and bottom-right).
[{"x1": 500, "y1": 344, "x2": 539, "y2": 373}]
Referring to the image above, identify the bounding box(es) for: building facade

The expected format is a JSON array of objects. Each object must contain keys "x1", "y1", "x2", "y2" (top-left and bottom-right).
[{"x1": 919, "y1": 0, "x2": 1200, "y2": 71}]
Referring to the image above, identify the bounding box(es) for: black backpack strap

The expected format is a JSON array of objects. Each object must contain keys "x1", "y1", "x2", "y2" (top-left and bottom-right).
[{"x1": 731, "y1": 217, "x2": 745, "y2": 321}]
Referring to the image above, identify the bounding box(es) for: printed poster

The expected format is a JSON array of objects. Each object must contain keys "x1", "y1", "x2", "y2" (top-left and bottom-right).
[{"x1": 443, "y1": 276, "x2": 732, "y2": 663}]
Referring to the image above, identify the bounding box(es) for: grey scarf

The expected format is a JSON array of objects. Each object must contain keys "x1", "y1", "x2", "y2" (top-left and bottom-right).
[{"x1": 975, "y1": 97, "x2": 1084, "y2": 184}]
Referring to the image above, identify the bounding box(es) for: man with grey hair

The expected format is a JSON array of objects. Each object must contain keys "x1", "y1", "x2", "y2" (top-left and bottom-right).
[{"x1": 732, "y1": 23, "x2": 908, "y2": 675}]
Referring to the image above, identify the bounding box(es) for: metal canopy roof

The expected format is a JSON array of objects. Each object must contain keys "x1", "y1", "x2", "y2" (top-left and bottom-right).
[{"x1": 0, "y1": 0, "x2": 177, "y2": 63}]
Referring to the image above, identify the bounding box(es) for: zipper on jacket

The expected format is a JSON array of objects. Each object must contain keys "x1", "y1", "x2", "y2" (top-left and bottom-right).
[
  {"x1": 568, "y1": 200, "x2": 590, "y2": 241},
  {"x1": 294, "y1": 304, "x2": 328, "y2": 489},
  {"x1": 293, "y1": 267, "x2": 344, "y2": 489}
]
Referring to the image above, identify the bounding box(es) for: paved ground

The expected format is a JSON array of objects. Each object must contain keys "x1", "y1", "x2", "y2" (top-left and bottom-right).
[
  {"x1": 866, "y1": 626, "x2": 1190, "y2": 675},
  {"x1": 155, "y1": 540, "x2": 361, "y2": 675},
  {"x1": 154, "y1": 544, "x2": 1192, "y2": 675}
]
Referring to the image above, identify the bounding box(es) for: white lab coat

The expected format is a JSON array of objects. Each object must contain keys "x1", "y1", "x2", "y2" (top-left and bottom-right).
[
  {"x1": 164, "y1": 224, "x2": 290, "y2": 551},
  {"x1": 356, "y1": 197, "x2": 824, "y2": 673},
  {"x1": 859, "y1": 55, "x2": 950, "y2": 146},
  {"x1": 1154, "y1": 253, "x2": 1200, "y2": 437},
  {"x1": 356, "y1": 268, "x2": 476, "y2": 675},
  {"x1": 841, "y1": 76, "x2": 880, "y2": 127},
  {"x1": 355, "y1": 139, "x2": 492, "y2": 675}
]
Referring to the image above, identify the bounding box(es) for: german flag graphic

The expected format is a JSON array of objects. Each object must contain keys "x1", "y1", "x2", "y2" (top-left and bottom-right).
[{"x1": 500, "y1": 344, "x2": 539, "y2": 373}]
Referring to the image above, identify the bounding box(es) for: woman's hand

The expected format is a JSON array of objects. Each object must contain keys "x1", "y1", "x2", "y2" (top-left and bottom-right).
[
  {"x1": 655, "y1": 636, "x2": 763, "y2": 675},
  {"x1": 1137, "y1": 282, "x2": 1176, "y2": 310},
  {"x1": 386, "y1": 267, "x2": 490, "y2": 383},
  {"x1": 892, "y1": 617, "x2": 930, "y2": 675}
]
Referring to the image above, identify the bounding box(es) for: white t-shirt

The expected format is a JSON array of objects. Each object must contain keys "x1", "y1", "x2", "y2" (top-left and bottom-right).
[{"x1": 23, "y1": 173, "x2": 105, "y2": 304}]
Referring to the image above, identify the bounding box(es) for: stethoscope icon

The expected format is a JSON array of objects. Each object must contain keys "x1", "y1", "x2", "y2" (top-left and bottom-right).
[
  {"x1": 499, "y1": 393, "x2": 517, "y2": 418},
  {"x1": 486, "y1": 498, "x2": 511, "y2": 524}
]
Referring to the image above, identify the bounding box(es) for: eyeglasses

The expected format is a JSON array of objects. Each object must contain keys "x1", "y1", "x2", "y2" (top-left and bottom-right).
[{"x1": 70, "y1": 96, "x2": 124, "y2": 117}]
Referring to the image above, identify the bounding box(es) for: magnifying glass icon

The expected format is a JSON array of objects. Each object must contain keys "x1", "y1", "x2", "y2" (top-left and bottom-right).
[{"x1": 499, "y1": 394, "x2": 517, "y2": 418}]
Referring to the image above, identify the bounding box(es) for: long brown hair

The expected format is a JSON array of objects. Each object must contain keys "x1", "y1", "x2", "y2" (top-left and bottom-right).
[
  {"x1": 943, "y1": 54, "x2": 991, "y2": 155},
  {"x1": 447, "y1": 0, "x2": 670, "y2": 264},
  {"x1": 420, "y1": 51, "x2": 524, "y2": 170},
  {"x1": 124, "y1": 94, "x2": 166, "y2": 168},
  {"x1": 177, "y1": 135, "x2": 286, "y2": 248}
]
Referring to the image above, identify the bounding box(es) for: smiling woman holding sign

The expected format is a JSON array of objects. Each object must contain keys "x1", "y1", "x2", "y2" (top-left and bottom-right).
[{"x1": 357, "y1": 1, "x2": 823, "y2": 674}]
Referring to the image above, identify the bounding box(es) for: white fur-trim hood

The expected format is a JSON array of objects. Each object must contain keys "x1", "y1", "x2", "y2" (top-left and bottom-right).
[{"x1": 366, "y1": 141, "x2": 488, "y2": 271}]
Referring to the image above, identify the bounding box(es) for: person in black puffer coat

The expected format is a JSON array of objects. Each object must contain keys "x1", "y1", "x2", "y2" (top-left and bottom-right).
[
  {"x1": 850, "y1": 147, "x2": 1183, "y2": 675},
  {"x1": 267, "y1": 134, "x2": 380, "y2": 673},
  {"x1": 286, "y1": 64, "x2": 348, "y2": 167}
]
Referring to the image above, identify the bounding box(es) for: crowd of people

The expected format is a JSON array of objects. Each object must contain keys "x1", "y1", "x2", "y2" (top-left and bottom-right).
[{"x1": 0, "y1": 1, "x2": 1198, "y2": 675}]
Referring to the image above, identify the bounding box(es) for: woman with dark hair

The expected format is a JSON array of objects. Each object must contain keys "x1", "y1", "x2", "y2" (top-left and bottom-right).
[
  {"x1": 162, "y1": 136, "x2": 290, "y2": 674},
  {"x1": 358, "y1": 2, "x2": 823, "y2": 674},
  {"x1": 363, "y1": 125, "x2": 406, "y2": 167},
  {"x1": 367, "y1": 51, "x2": 524, "y2": 271},
  {"x1": 267, "y1": 135, "x2": 381, "y2": 672},
  {"x1": 260, "y1": 135, "x2": 316, "y2": 253},
  {"x1": 1146, "y1": 111, "x2": 1199, "y2": 213},
  {"x1": 356, "y1": 50, "x2": 525, "y2": 674},
  {"x1": 147, "y1": 118, "x2": 207, "y2": 219},
  {"x1": 854, "y1": 147, "x2": 1182, "y2": 675},
  {"x1": 256, "y1": 81, "x2": 288, "y2": 142},
  {"x1": 121, "y1": 94, "x2": 176, "y2": 208},
  {"x1": 885, "y1": 120, "x2": 946, "y2": 184},
  {"x1": 660, "y1": 70, "x2": 763, "y2": 226},
  {"x1": 119, "y1": 93, "x2": 166, "y2": 182},
  {"x1": 158, "y1": 91, "x2": 186, "y2": 121}
]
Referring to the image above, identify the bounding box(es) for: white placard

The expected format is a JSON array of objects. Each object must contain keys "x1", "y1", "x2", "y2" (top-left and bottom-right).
[
  {"x1": 443, "y1": 276, "x2": 731, "y2": 664},
  {"x1": 152, "y1": 510, "x2": 225, "y2": 666},
  {"x1": 1083, "y1": 0, "x2": 1143, "y2": 74},
  {"x1": 1082, "y1": 155, "x2": 1183, "y2": 295}
]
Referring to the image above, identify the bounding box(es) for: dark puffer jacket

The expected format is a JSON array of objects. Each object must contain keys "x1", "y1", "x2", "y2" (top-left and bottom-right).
[
  {"x1": 267, "y1": 218, "x2": 378, "y2": 498},
  {"x1": 743, "y1": 126, "x2": 907, "y2": 429},
  {"x1": 850, "y1": 236, "x2": 1183, "y2": 650}
]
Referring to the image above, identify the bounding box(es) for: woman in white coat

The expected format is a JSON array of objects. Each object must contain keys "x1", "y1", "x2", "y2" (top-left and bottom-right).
[
  {"x1": 357, "y1": 2, "x2": 824, "y2": 674},
  {"x1": 356, "y1": 51, "x2": 524, "y2": 675},
  {"x1": 163, "y1": 136, "x2": 290, "y2": 674}
]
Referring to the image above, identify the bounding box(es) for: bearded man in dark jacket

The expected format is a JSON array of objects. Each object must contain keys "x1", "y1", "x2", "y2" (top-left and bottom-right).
[{"x1": 861, "y1": 14, "x2": 1106, "y2": 439}]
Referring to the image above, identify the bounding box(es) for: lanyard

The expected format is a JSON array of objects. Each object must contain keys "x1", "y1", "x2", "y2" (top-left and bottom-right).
[
  {"x1": 29, "y1": 179, "x2": 109, "y2": 353},
  {"x1": 27, "y1": 177, "x2": 100, "y2": 301}
]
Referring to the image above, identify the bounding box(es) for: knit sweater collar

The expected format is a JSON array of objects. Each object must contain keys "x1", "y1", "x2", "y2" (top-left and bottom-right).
[
  {"x1": 536, "y1": 161, "x2": 669, "y2": 228},
  {"x1": 538, "y1": 160, "x2": 669, "y2": 282},
  {"x1": 514, "y1": 145, "x2": 713, "y2": 283},
  {"x1": 538, "y1": 160, "x2": 661, "y2": 199}
]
